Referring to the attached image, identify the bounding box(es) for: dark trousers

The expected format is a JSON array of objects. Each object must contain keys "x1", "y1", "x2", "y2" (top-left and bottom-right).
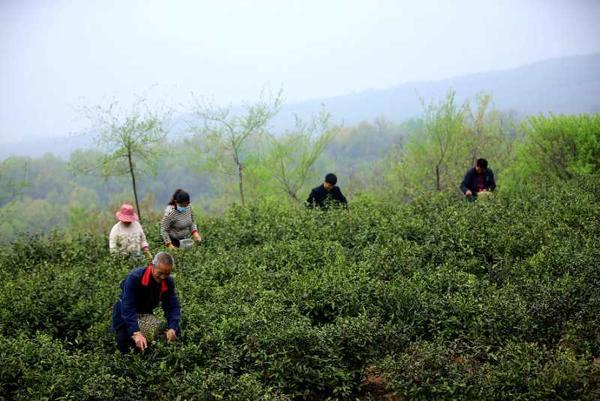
[
  {"x1": 115, "y1": 327, "x2": 136, "y2": 353},
  {"x1": 169, "y1": 236, "x2": 181, "y2": 248}
]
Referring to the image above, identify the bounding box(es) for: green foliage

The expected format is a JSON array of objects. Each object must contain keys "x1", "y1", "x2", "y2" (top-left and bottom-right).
[
  {"x1": 74, "y1": 100, "x2": 169, "y2": 220},
  {"x1": 413, "y1": 90, "x2": 466, "y2": 191},
  {"x1": 265, "y1": 108, "x2": 336, "y2": 203},
  {"x1": 504, "y1": 113, "x2": 600, "y2": 190},
  {"x1": 322, "y1": 118, "x2": 408, "y2": 196},
  {"x1": 83, "y1": 101, "x2": 169, "y2": 177},
  {"x1": 381, "y1": 340, "x2": 599, "y2": 401},
  {"x1": 1, "y1": 175, "x2": 599, "y2": 400},
  {"x1": 0, "y1": 157, "x2": 30, "y2": 205},
  {"x1": 0, "y1": 198, "x2": 65, "y2": 243},
  {"x1": 384, "y1": 90, "x2": 519, "y2": 198},
  {"x1": 2, "y1": 94, "x2": 600, "y2": 399},
  {"x1": 189, "y1": 90, "x2": 283, "y2": 206}
]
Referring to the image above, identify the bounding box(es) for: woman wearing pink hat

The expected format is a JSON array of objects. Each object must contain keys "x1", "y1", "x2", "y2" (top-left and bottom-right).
[{"x1": 109, "y1": 204, "x2": 151, "y2": 258}]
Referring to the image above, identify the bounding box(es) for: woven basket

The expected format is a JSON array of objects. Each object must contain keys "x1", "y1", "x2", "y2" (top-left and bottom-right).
[
  {"x1": 137, "y1": 314, "x2": 162, "y2": 342},
  {"x1": 477, "y1": 191, "x2": 493, "y2": 201}
]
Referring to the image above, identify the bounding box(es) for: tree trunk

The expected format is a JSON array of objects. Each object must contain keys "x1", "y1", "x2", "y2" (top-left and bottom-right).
[
  {"x1": 435, "y1": 164, "x2": 441, "y2": 191},
  {"x1": 288, "y1": 190, "x2": 300, "y2": 203},
  {"x1": 127, "y1": 152, "x2": 142, "y2": 221},
  {"x1": 237, "y1": 161, "x2": 245, "y2": 206}
]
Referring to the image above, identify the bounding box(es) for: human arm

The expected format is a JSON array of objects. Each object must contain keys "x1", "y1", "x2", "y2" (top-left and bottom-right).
[
  {"x1": 334, "y1": 187, "x2": 348, "y2": 205},
  {"x1": 132, "y1": 331, "x2": 148, "y2": 351},
  {"x1": 165, "y1": 329, "x2": 177, "y2": 342},
  {"x1": 190, "y1": 208, "x2": 202, "y2": 243},
  {"x1": 160, "y1": 209, "x2": 174, "y2": 246},
  {"x1": 109, "y1": 225, "x2": 119, "y2": 253},
  {"x1": 120, "y1": 274, "x2": 141, "y2": 337}
]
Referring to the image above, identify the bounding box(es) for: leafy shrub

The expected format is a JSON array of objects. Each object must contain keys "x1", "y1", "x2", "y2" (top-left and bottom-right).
[{"x1": 1, "y1": 175, "x2": 599, "y2": 399}]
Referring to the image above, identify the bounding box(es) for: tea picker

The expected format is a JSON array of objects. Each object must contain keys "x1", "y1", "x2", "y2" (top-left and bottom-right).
[
  {"x1": 109, "y1": 203, "x2": 152, "y2": 258},
  {"x1": 306, "y1": 173, "x2": 348, "y2": 209},
  {"x1": 111, "y1": 252, "x2": 181, "y2": 353},
  {"x1": 160, "y1": 189, "x2": 203, "y2": 249},
  {"x1": 460, "y1": 158, "x2": 496, "y2": 202}
]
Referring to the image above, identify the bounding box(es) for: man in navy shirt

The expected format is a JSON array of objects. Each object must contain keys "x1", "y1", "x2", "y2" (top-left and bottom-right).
[
  {"x1": 460, "y1": 158, "x2": 496, "y2": 200},
  {"x1": 307, "y1": 173, "x2": 348, "y2": 209},
  {"x1": 111, "y1": 252, "x2": 181, "y2": 352}
]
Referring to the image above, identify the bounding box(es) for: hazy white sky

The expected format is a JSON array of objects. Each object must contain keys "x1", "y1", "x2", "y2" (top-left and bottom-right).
[{"x1": 1, "y1": 0, "x2": 599, "y2": 143}]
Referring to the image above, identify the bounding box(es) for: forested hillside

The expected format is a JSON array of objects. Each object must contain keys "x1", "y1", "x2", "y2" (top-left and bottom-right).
[{"x1": 3, "y1": 91, "x2": 598, "y2": 244}]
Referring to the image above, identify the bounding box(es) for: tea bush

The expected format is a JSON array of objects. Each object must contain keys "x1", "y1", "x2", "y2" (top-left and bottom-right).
[{"x1": 1, "y1": 175, "x2": 599, "y2": 400}]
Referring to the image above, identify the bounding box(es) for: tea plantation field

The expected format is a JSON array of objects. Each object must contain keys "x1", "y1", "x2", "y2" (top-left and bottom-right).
[{"x1": 1, "y1": 178, "x2": 599, "y2": 400}]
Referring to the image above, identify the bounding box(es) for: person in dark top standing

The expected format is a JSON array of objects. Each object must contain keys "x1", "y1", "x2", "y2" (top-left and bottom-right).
[
  {"x1": 111, "y1": 252, "x2": 181, "y2": 353},
  {"x1": 306, "y1": 173, "x2": 348, "y2": 209},
  {"x1": 460, "y1": 158, "x2": 496, "y2": 201}
]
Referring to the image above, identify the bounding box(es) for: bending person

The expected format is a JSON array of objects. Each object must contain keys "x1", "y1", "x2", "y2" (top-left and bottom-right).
[
  {"x1": 460, "y1": 158, "x2": 496, "y2": 201},
  {"x1": 306, "y1": 173, "x2": 348, "y2": 209},
  {"x1": 111, "y1": 252, "x2": 180, "y2": 353},
  {"x1": 160, "y1": 189, "x2": 202, "y2": 248}
]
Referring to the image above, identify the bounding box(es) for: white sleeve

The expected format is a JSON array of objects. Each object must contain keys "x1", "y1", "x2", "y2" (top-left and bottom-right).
[{"x1": 109, "y1": 224, "x2": 119, "y2": 252}]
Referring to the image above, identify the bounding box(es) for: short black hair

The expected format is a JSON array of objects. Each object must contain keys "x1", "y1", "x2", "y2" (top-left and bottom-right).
[
  {"x1": 476, "y1": 158, "x2": 488, "y2": 169},
  {"x1": 169, "y1": 189, "x2": 190, "y2": 206},
  {"x1": 325, "y1": 173, "x2": 337, "y2": 185}
]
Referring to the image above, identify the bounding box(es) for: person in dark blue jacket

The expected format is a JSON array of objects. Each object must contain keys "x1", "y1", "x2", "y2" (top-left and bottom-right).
[
  {"x1": 111, "y1": 252, "x2": 181, "y2": 353},
  {"x1": 306, "y1": 173, "x2": 348, "y2": 209},
  {"x1": 460, "y1": 158, "x2": 496, "y2": 200}
]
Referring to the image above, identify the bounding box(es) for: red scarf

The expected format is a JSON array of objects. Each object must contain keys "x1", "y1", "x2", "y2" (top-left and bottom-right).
[{"x1": 141, "y1": 265, "x2": 168, "y2": 300}]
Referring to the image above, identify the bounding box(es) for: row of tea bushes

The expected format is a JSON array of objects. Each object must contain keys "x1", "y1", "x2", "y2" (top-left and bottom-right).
[{"x1": 1, "y1": 175, "x2": 599, "y2": 399}]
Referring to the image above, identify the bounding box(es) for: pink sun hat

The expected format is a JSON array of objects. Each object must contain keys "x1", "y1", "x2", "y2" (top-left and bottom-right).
[{"x1": 116, "y1": 204, "x2": 139, "y2": 222}]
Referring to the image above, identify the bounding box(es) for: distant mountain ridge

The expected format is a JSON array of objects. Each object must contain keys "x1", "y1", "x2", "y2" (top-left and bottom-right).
[
  {"x1": 271, "y1": 52, "x2": 600, "y2": 129},
  {"x1": 2, "y1": 53, "x2": 599, "y2": 160}
]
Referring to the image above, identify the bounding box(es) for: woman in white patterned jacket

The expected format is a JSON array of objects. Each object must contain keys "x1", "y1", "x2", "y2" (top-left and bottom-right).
[
  {"x1": 160, "y1": 189, "x2": 202, "y2": 249},
  {"x1": 109, "y1": 203, "x2": 151, "y2": 258}
]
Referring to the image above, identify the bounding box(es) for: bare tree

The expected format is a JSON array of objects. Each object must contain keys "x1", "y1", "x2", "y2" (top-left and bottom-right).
[
  {"x1": 74, "y1": 100, "x2": 168, "y2": 220},
  {"x1": 267, "y1": 108, "x2": 335, "y2": 202},
  {"x1": 465, "y1": 92, "x2": 493, "y2": 165},
  {"x1": 190, "y1": 90, "x2": 283, "y2": 206},
  {"x1": 464, "y1": 93, "x2": 520, "y2": 171},
  {"x1": 419, "y1": 90, "x2": 466, "y2": 191}
]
